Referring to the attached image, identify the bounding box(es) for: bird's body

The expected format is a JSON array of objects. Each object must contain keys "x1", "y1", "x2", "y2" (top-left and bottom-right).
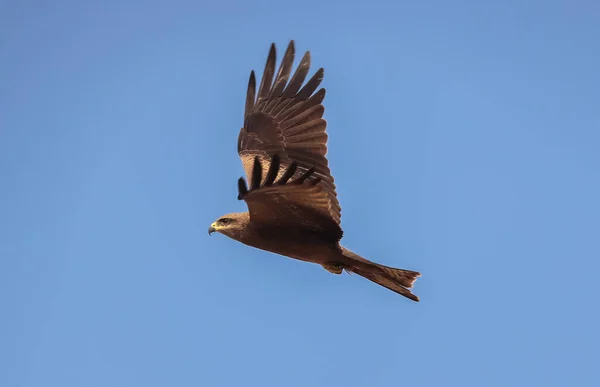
[
  {"x1": 214, "y1": 212, "x2": 339, "y2": 264},
  {"x1": 209, "y1": 41, "x2": 421, "y2": 301}
]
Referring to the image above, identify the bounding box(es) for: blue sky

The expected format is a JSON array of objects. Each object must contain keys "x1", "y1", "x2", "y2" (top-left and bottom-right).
[{"x1": 2, "y1": 1, "x2": 599, "y2": 386}]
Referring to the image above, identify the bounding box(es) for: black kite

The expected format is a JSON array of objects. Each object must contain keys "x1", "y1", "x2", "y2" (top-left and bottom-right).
[{"x1": 209, "y1": 41, "x2": 421, "y2": 301}]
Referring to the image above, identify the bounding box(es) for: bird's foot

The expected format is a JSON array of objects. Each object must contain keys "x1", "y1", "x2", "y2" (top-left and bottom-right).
[{"x1": 322, "y1": 263, "x2": 344, "y2": 275}]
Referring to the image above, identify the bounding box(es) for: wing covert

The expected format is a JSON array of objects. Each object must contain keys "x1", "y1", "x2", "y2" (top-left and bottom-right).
[{"x1": 237, "y1": 155, "x2": 343, "y2": 242}]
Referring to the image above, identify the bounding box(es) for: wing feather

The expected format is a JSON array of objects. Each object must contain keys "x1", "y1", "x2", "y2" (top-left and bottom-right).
[
  {"x1": 282, "y1": 51, "x2": 311, "y2": 98},
  {"x1": 238, "y1": 41, "x2": 341, "y2": 225},
  {"x1": 268, "y1": 43, "x2": 295, "y2": 100},
  {"x1": 256, "y1": 44, "x2": 276, "y2": 107},
  {"x1": 244, "y1": 71, "x2": 256, "y2": 121}
]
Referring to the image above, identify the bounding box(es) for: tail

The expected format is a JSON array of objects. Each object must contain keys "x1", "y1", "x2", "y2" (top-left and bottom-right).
[{"x1": 340, "y1": 247, "x2": 421, "y2": 302}]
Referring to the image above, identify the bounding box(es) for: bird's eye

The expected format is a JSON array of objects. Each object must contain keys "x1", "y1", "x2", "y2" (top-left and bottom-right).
[{"x1": 219, "y1": 218, "x2": 230, "y2": 224}]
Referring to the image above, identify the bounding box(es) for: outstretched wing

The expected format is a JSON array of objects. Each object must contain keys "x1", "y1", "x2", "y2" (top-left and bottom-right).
[
  {"x1": 237, "y1": 155, "x2": 343, "y2": 243},
  {"x1": 237, "y1": 40, "x2": 341, "y2": 225}
]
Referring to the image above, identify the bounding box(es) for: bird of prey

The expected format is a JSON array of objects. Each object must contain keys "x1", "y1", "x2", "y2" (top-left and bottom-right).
[{"x1": 208, "y1": 41, "x2": 421, "y2": 301}]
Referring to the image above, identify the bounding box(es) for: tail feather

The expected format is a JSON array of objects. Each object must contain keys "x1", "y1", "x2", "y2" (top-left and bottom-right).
[{"x1": 340, "y1": 247, "x2": 421, "y2": 302}]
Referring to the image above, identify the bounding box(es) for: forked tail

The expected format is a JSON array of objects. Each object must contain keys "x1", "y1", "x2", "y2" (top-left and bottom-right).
[{"x1": 340, "y1": 247, "x2": 421, "y2": 302}]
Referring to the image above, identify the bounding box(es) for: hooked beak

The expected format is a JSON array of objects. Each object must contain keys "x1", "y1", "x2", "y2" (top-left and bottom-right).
[{"x1": 208, "y1": 223, "x2": 217, "y2": 235}]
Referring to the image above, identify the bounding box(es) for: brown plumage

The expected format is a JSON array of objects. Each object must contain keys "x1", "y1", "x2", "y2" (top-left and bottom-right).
[{"x1": 209, "y1": 41, "x2": 421, "y2": 302}]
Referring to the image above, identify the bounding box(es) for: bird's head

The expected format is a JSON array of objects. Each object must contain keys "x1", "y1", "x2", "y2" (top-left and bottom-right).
[{"x1": 208, "y1": 212, "x2": 250, "y2": 239}]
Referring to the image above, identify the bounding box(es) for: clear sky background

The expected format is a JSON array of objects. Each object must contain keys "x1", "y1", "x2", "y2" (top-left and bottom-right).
[{"x1": 2, "y1": 1, "x2": 599, "y2": 386}]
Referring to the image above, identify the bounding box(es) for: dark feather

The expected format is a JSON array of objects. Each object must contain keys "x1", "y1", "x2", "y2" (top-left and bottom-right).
[
  {"x1": 264, "y1": 154, "x2": 280, "y2": 186},
  {"x1": 294, "y1": 166, "x2": 315, "y2": 184},
  {"x1": 256, "y1": 43, "x2": 276, "y2": 107},
  {"x1": 296, "y1": 68, "x2": 324, "y2": 99},
  {"x1": 251, "y1": 156, "x2": 262, "y2": 190},
  {"x1": 237, "y1": 177, "x2": 248, "y2": 200},
  {"x1": 277, "y1": 161, "x2": 297, "y2": 185},
  {"x1": 283, "y1": 51, "x2": 311, "y2": 98},
  {"x1": 244, "y1": 71, "x2": 256, "y2": 121}
]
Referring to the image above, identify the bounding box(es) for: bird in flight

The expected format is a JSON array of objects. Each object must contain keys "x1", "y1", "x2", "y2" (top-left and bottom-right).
[{"x1": 208, "y1": 41, "x2": 421, "y2": 301}]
